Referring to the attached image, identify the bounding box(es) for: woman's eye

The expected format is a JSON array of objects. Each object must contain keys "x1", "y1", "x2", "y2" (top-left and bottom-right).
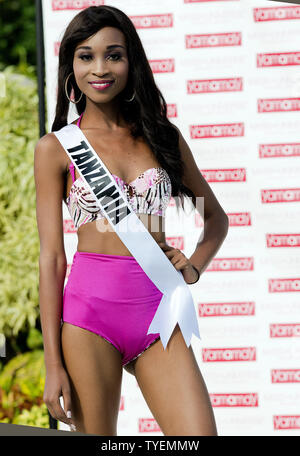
[
  {"x1": 79, "y1": 55, "x2": 92, "y2": 61},
  {"x1": 108, "y1": 53, "x2": 121, "y2": 61},
  {"x1": 79, "y1": 54, "x2": 121, "y2": 61}
]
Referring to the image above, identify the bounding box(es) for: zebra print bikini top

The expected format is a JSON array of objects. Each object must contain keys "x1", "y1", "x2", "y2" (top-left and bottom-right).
[{"x1": 65, "y1": 114, "x2": 172, "y2": 229}]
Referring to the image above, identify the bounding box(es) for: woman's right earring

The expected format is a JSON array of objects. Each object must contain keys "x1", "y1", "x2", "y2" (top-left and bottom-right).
[{"x1": 65, "y1": 71, "x2": 83, "y2": 104}]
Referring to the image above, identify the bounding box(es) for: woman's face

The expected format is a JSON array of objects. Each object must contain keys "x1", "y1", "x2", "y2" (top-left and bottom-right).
[{"x1": 73, "y1": 26, "x2": 129, "y2": 104}]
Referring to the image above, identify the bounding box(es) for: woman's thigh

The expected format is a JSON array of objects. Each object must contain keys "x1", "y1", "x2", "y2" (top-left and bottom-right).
[
  {"x1": 60, "y1": 322, "x2": 123, "y2": 436},
  {"x1": 133, "y1": 324, "x2": 218, "y2": 436}
]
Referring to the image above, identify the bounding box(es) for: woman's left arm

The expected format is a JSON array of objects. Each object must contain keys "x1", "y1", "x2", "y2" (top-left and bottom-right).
[{"x1": 172, "y1": 124, "x2": 229, "y2": 281}]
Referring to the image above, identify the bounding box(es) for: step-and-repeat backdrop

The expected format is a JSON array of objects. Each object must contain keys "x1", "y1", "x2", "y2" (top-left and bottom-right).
[{"x1": 42, "y1": 0, "x2": 300, "y2": 436}]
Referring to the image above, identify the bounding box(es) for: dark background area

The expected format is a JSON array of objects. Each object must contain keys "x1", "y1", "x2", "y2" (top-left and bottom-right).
[{"x1": 0, "y1": 0, "x2": 37, "y2": 75}]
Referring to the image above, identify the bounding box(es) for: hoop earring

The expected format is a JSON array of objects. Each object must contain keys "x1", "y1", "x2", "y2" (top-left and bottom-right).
[
  {"x1": 124, "y1": 89, "x2": 136, "y2": 102},
  {"x1": 65, "y1": 72, "x2": 83, "y2": 104}
]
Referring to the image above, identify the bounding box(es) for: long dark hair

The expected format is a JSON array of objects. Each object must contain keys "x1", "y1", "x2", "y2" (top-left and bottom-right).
[{"x1": 51, "y1": 5, "x2": 197, "y2": 211}]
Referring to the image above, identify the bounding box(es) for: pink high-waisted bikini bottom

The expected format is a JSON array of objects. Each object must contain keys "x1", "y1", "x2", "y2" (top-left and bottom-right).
[{"x1": 62, "y1": 250, "x2": 162, "y2": 367}]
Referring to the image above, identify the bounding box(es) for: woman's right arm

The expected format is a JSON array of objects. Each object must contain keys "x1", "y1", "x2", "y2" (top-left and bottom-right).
[{"x1": 34, "y1": 133, "x2": 74, "y2": 428}]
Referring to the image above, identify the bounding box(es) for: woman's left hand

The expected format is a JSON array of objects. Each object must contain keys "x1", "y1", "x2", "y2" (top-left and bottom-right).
[{"x1": 157, "y1": 241, "x2": 200, "y2": 284}]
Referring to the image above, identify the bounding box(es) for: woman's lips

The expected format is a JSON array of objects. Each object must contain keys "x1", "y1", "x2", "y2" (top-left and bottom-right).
[{"x1": 89, "y1": 81, "x2": 114, "y2": 90}]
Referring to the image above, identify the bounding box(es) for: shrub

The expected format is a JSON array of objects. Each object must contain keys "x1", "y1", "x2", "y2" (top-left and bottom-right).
[
  {"x1": 0, "y1": 66, "x2": 41, "y2": 345},
  {"x1": 0, "y1": 349, "x2": 47, "y2": 426},
  {"x1": 12, "y1": 403, "x2": 49, "y2": 428}
]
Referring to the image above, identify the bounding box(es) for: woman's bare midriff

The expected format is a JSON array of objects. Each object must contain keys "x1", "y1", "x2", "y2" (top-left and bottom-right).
[
  {"x1": 76, "y1": 214, "x2": 166, "y2": 256},
  {"x1": 61, "y1": 120, "x2": 167, "y2": 256}
]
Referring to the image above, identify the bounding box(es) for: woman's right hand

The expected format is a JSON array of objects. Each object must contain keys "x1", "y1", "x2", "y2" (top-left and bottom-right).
[{"x1": 43, "y1": 363, "x2": 76, "y2": 431}]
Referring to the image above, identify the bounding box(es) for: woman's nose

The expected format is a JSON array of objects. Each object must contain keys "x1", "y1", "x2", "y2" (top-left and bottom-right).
[{"x1": 92, "y1": 58, "x2": 109, "y2": 75}]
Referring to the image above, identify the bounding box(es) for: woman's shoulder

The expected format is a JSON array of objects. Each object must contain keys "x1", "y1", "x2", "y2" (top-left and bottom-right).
[
  {"x1": 35, "y1": 132, "x2": 59, "y2": 151},
  {"x1": 34, "y1": 132, "x2": 70, "y2": 174}
]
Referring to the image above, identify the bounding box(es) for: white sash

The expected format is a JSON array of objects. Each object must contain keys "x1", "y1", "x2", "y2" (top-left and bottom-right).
[{"x1": 54, "y1": 123, "x2": 201, "y2": 350}]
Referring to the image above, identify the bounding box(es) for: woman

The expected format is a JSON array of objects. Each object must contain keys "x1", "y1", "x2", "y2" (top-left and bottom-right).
[{"x1": 34, "y1": 5, "x2": 228, "y2": 436}]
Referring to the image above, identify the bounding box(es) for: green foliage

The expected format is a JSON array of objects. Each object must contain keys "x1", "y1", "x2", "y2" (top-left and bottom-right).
[
  {"x1": 0, "y1": 65, "x2": 40, "y2": 341},
  {"x1": 0, "y1": 349, "x2": 47, "y2": 426},
  {"x1": 12, "y1": 403, "x2": 49, "y2": 427},
  {"x1": 26, "y1": 327, "x2": 43, "y2": 350},
  {"x1": 0, "y1": 0, "x2": 37, "y2": 74},
  {"x1": 0, "y1": 11, "x2": 49, "y2": 426}
]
